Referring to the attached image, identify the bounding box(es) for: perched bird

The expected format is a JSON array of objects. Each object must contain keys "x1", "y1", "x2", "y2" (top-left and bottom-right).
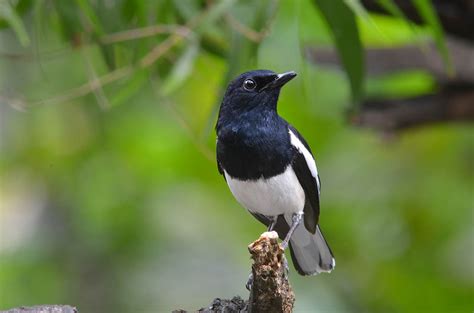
[{"x1": 216, "y1": 70, "x2": 335, "y2": 276}]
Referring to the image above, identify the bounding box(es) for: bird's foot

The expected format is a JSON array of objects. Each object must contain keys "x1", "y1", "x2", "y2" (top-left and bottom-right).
[
  {"x1": 280, "y1": 212, "x2": 303, "y2": 249},
  {"x1": 267, "y1": 216, "x2": 278, "y2": 232}
]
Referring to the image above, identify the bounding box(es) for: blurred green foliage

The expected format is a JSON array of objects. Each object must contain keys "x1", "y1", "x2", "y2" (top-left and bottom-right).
[{"x1": 0, "y1": 0, "x2": 472, "y2": 312}]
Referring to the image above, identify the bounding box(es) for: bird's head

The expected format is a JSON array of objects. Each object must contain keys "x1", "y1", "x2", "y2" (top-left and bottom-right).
[{"x1": 219, "y1": 69, "x2": 297, "y2": 115}]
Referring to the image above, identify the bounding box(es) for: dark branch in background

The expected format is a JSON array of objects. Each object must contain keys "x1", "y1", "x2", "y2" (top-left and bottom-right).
[
  {"x1": 306, "y1": 5, "x2": 474, "y2": 133},
  {"x1": 351, "y1": 83, "x2": 474, "y2": 132}
]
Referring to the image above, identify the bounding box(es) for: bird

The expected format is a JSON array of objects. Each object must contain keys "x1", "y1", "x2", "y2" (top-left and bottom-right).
[{"x1": 215, "y1": 69, "x2": 335, "y2": 276}]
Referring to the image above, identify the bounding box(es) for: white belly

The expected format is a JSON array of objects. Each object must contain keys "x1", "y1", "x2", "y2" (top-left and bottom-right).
[{"x1": 224, "y1": 166, "x2": 305, "y2": 216}]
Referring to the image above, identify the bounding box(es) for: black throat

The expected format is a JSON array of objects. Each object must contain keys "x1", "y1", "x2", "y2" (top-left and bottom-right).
[{"x1": 216, "y1": 108, "x2": 294, "y2": 180}]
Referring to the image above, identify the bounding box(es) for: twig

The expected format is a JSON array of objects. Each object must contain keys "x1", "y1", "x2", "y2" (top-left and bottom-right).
[
  {"x1": 26, "y1": 31, "x2": 183, "y2": 107},
  {"x1": 224, "y1": 14, "x2": 269, "y2": 42},
  {"x1": 149, "y1": 79, "x2": 214, "y2": 162},
  {"x1": 223, "y1": 0, "x2": 278, "y2": 43},
  {"x1": 139, "y1": 34, "x2": 185, "y2": 68},
  {"x1": 0, "y1": 47, "x2": 71, "y2": 61},
  {"x1": 0, "y1": 25, "x2": 189, "y2": 62},
  {"x1": 100, "y1": 25, "x2": 191, "y2": 44},
  {"x1": 81, "y1": 47, "x2": 111, "y2": 110},
  {"x1": 32, "y1": 66, "x2": 134, "y2": 106},
  {"x1": 23, "y1": 1, "x2": 218, "y2": 108}
]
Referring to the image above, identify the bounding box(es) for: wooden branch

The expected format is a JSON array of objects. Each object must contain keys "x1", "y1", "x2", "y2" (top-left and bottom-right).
[
  {"x1": 247, "y1": 232, "x2": 295, "y2": 313},
  {"x1": 0, "y1": 305, "x2": 77, "y2": 313},
  {"x1": 305, "y1": 36, "x2": 474, "y2": 132},
  {"x1": 350, "y1": 83, "x2": 474, "y2": 132}
]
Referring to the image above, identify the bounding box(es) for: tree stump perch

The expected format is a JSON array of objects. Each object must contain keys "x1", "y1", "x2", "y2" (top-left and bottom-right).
[{"x1": 247, "y1": 231, "x2": 295, "y2": 313}]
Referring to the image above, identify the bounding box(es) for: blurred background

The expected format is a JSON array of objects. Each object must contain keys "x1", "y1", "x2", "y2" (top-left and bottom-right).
[{"x1": 0, "y1": 0, "x2": 473, "y2": 312}]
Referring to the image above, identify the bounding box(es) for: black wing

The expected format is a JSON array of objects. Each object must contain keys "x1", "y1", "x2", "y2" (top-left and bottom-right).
[
  {"x1": 288, "y1": 124, "x2": 321, "y2": 234},
  {"x1": 217, "y1": 159, "x2": 224, "y2": 176}
]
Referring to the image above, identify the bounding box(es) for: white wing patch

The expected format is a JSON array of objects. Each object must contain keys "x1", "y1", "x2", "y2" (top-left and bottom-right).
[{"x1": 289, "y1": 129, "x2": 321, "y2": 194}]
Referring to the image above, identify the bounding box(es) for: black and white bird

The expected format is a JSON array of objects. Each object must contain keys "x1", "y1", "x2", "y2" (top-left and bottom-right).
[{"x1": 216, "y1": 69, "x2": 335, "y2": 276}]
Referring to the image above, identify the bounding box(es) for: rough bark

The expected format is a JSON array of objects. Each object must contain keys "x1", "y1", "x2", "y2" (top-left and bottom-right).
[{"x1": 247, "y1": 232, "x2": 295, "y2": 313}]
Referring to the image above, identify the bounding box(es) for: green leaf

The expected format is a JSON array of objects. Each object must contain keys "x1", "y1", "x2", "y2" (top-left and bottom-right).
[
  {"x1": 345, "y1": 0, "x2": 385, "y2": 38},
  {"x1": 313, "y1": 0, "x2": 365, "y2": 101},
  {"x1": 377, "y1": 0, "x2": 409, "y2": 22},
  {"x1": 0, "y1": 0, "x2": 30, "y2": 46},
  {"x1": 75, "y1": 0, "x2": 104, "y2": 35},
  {"x1": 366, "y1": 70, "x2": 436, "y2": 99},
  {"x1": 99, "y1": 44, "x2": 116, "y2": 70},
  {"x1": 0, "y1": 0, "x2": 33, "y2": 29},
  {"x1": 344, "y1": 0, "x2": 370, "y2": 20},
  {"x1": 172, "y1": 0, "x2": 200, "y2": 21},
  {"x1": 52, "y1": 1, "x2": 82, "y2": 42},
  {"x1": 195, "y1": 0, "x2": 237, "y2": 34},
  {"x1": 161, "y1": 38, "x2": 199, "y2": 96},
  {"x1": 412, "y1": 0, "x2": 452, "y2": 74},
  {"x1": 75, "y1": 0, "x2": 117, "y2": 69},
  {"x1": 376, "y1": 0, "x2": 420, "y2": 37}
]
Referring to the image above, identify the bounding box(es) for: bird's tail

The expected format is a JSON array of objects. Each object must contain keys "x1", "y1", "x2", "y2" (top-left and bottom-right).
[{"x1": 288, "y1": 223, "x2": 335, "y2": 275}]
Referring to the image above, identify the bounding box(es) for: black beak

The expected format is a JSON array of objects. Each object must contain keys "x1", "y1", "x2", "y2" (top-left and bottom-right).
[{"x1": 262, "y1": 71, "x2": 297, "y2": 90}]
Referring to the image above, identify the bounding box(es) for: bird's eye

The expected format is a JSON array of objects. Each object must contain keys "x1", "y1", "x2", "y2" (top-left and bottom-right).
[{"x1": 243, "y1": 79, "x2": 257, "y2": 91}]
